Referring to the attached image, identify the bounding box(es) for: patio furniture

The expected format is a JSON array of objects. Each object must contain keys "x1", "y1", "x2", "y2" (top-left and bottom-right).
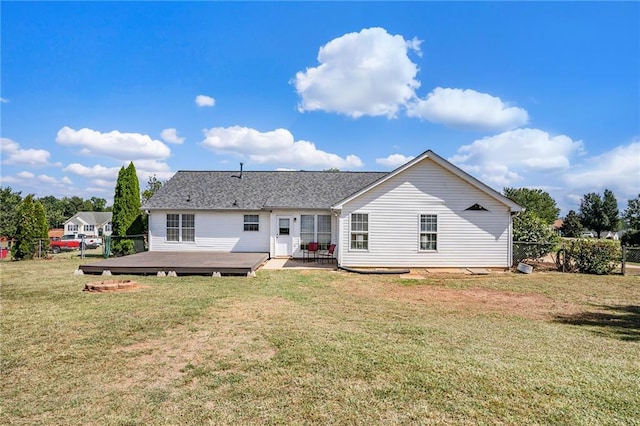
[
  {"x1": 318, "y1": 244, "x2": 336, "y2": 264},
  {"x1": 303, "y1": 242, "x2": 319, "y2": 262}
]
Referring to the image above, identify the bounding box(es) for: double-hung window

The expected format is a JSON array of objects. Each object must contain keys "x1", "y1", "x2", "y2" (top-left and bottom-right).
[
  {"x1": 67, "y1": 224, "x2": 78, "y2": 232},
  {"x1": 350, "y1": 213, "x2": 368, "y2": 250},
  {"x1": 419, "y1": 214, "x2": 437, "y2": 251},
  {"x1": 244, "y1": 214, "x2": 259, "y2": 231},
  {"x1": 166, "y1": 214, "x2": 195, "y2": 242},
  {"x1": 85, "y1": 224, "x2": 95, "y2": 233},
  {"x1": 301, "y1": 215, "x2": 332, "y2": 249}
]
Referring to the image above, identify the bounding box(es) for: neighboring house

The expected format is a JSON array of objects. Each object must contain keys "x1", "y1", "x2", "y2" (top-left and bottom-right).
[
  {"x1": 64, "y1": 212, "x2": 113, "y2": 237},
  {"x1": 142, "y1": 150, "x2": 522, "y2": 269}
]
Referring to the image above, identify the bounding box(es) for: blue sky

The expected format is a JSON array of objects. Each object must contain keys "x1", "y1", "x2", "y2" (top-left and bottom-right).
[{"x1": 1, "y1": 1, "x2": 638, "y2": 214}]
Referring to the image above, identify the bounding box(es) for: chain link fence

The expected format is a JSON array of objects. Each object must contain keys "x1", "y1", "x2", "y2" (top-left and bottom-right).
[
  {"x1": 513, "y1": 241, "x2": 640, "y2": 276},
  {"x1": 1, "y1": 235, "x2": 148, "y2": 261}
]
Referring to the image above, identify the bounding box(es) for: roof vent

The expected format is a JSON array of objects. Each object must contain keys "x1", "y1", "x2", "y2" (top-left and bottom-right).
[
  {"x1": 465, "y1": 203, "x2": 488, "y2": 211},
  {"x1": 232, "y1": 162, "x2": 244, "y2": 179}
]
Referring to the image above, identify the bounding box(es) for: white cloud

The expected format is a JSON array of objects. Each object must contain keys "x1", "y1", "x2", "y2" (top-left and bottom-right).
[
  {"x1": 0, "y1": 98, "x2": 9, "y2": 103},
  {"x1": 564, "y1": 140, "x2": 640, "y2": 199},
  {"x1": 376, "y1": 154, "x2": 415, "y2": 168},
  {"x1": 160, "y1": 128, "x2": 185, "y2": 144},
  {"x1": 17, "y1": 171, "x2": 35, "y2": 179},
  {"x1": 56, "y1": 127, "x2": 171, "y2": 161},
  {"x1": 407, "y1": 87, "x2": 529, "y2": 131},
  {"x1": 1, "y1": 137, "x2": 53, "y2": 166},
  {"x1": 293, "y1": 27, "x2": 421, "y2": 118},
  {"x1": 202, "y1": 126, "x2": 363, "y2": 169},
  {"x1": 63, "y1": 163, "x2": 121, "y2": 179},
  {"x1": 195, "y1": 95, "x2": 215, "y2": 107},
  {"x1": 450, "y1": 128, "x2": 584, "y2": 187}
]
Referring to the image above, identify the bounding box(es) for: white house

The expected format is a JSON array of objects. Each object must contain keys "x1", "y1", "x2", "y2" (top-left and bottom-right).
[
  {"x1": 142, "y1": 150, "x2": 522, "y2": 269},
  {"x1": 64, "y1": 212, "x2": 113, "y2": 237}
]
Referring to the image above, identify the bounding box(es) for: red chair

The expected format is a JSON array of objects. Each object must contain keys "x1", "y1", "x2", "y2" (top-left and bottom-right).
[
  {"x1": 318, "y1": 244, "x2": 336, "y2": 264},
  {"x1": 303, "y1": 242, "x2": 319, "y2": 262}
]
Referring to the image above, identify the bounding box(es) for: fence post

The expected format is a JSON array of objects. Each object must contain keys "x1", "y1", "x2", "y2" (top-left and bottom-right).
[{"x1": 621, "y1": 245, "x2": 626, "y2": 276}]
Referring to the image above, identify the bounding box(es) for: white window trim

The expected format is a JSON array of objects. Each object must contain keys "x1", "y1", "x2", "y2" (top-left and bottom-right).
[
  {"x1": 243, "y1": 214, "x2": 260, "y2": 232},
  {"x1": 300, "y1": 214, "x2": 332, "y2": 250},
  {"x1": 418, "y1": 213, "x2": 438, "y2": 252},
  {"x1": 166, "y1": 213, "x2": 196, "y2": 243},
  {"x1": 349, "y1": 212, "x2": 369, "y2": 251}
]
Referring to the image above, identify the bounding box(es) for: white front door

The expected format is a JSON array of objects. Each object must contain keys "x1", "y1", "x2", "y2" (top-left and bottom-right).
[{"x1": 275, "y1": 216, "x2": 293, "y2": 257}]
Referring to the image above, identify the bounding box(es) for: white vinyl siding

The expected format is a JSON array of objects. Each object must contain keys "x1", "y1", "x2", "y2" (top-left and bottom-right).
[
  {"x1": 338, "y1": 157, "x2": 512, "y2": 268},
  {"x1": 149, "y1": 211, "x2": 270, "y2": 252}
]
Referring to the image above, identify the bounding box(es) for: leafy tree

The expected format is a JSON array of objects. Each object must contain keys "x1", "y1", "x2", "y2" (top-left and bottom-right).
[
  {"x1": 38, "y1": 195, "x2": 66, "y2": 229},
  {"x1": 512, "y1": 211, "x2": 559, "y2": 262},
  {"x1": 602, "y1": 189, "x2": 619, "y2": 231},
  {"x1": 141, "y1": 174, "x2": 163, "y2": 204},
  {"x1": 112, "y1": 162, "x2": 142, "y2": 237},
  {"x1": 561, "y1": 210, "x2": 583, "y2": 238},
  {"x1": 580, "y1": 190, "x2": 618, "y2": 238},
  {"x1": 0, "y1": 186, "x2": 22, "y2": 238},
  {"x1": 623, "y1": 194, "x2": 640, "y2": 230},
  {"x1": 89, "y1": 197, "x2": 107, "y2": 212},
  {"x1": 11, "y1": 195, "x2": 48, "y2": 260},
  {"x1": 504, "y1": 187, "x2": 560, "y2": 224},
  {"x1": 61, "y1": 196, "x2": 85, "y2": 218}
]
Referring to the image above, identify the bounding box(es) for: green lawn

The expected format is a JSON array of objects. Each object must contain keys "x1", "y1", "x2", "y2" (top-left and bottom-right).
[{"x1": 1, "y1": 255, "x2": 639, "y2": 425}]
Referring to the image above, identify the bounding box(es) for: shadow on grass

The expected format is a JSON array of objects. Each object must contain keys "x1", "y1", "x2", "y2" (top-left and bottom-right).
[{"x1": 554, "y1": 305, "x2": 640, "y2": 341}]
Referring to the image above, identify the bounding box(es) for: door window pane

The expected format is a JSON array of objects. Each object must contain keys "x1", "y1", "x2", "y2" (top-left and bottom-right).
[{"x1": 279, "y1": 218, "x2": 290, "y2": 235}]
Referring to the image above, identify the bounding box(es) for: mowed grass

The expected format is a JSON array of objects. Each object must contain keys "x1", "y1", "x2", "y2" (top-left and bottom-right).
[{"x1": 1, "y1": 255, "x2": 639, "y2": 425}]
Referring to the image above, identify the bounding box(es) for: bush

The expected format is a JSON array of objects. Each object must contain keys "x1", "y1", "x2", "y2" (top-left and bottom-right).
[
  {"x1": 562, "y1": 239, "x2": 620, "y2": 275},
  {"x1": 513, "y1": 211, "x2": 559, "y2": 263},
  {"x1": 111, "y1": 239, "x2": 135, "y2": 257}
]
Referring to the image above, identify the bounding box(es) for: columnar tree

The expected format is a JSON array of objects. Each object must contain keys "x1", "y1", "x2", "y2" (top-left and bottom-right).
[
  {"x1": 504, "y1": 187, "x2": 560, "y2": 224},
  {"x1": 112, "y1": 162, "x2": 142, "y2": 237},
  {"x1": 11, "y1": 195, "x2": 48, "y2": 260},
  {"x1": 561, "y1": 210, "x2": 583, "y2": 238}
]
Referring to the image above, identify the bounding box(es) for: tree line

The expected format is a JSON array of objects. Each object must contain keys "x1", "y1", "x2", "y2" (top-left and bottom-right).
[
  {"x1": 504, "y1": 187, "x2": 640, "y2": 246},
  {"x1": 2, "y1": 164, "x2": 164, "y2": 259}
]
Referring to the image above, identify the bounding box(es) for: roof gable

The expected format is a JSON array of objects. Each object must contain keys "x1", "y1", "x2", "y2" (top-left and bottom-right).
[
  {"x1": 331, "y1": 150, "x2": 522, "y2": 212},
  {"x1": 64, "y1": 212, "x2": 113, "y2": 225}
]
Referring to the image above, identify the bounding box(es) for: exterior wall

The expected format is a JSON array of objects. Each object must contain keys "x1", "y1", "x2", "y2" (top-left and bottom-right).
[
  {"x1": 148, "y1": 210, "x2": 270, "y2": 252},
  {"x1": 267, "y1": 209, "x2": 337, "y2": 258},
  {"x1": 63, "y1": 219, "x2": 112, "y2": 236},
  {"x1": 337, "y1": 158, "x2": 513, "y2": 268}
]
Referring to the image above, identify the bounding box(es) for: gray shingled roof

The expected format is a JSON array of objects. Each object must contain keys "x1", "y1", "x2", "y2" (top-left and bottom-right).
[
  {"x1": 69, "y1": 211, "x2": 113, "y2": 225},
  {"x1": 142, "y1": 171, "x2": 389, "y2": 211}
]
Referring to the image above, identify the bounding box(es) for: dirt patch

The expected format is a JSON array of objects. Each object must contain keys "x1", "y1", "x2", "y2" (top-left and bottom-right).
[
  {"x1": 83, "y1": 279, "x2": 142, "y2": 292},
  {"x1": 342, "y1": 280, "x2": 577, "y2": 320}
]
